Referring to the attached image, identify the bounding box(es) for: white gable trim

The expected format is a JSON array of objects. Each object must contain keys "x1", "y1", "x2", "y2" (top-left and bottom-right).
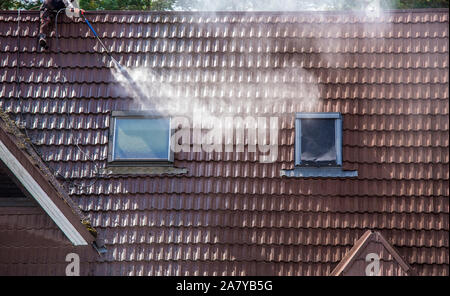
[{"x1": 0, "y1": 140, "x2": 88, "y2": 246}]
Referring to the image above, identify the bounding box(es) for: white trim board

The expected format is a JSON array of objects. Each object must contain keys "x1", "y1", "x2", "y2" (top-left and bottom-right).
[{"x1": 0, "y1": 140, "x2": 88, "y2": 246}]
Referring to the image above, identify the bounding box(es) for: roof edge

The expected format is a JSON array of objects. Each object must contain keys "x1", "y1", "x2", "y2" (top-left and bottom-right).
[
  {"x1": 0, "y1": 111, "x2": 97, "y2": 246},
  {"x1": 330, "y1": 230, "x2": 373, "y2": 276},
  {"x1": 375, "y1": 232, "x2": 417, "y2": 276}
]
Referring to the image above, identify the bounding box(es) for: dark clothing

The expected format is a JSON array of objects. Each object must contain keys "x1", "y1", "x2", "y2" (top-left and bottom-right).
[{"x1": 39, "y1": 0, "x2": 67, "y2": 36}]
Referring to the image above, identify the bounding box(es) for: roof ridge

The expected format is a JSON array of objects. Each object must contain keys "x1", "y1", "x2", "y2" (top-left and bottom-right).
[{"x1": 0, "y1": 8, "x2": 448, "y2": 15}]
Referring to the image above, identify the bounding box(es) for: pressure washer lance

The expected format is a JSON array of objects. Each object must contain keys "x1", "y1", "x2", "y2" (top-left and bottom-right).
[{"x1": 78, "y1": 10, "x2": 150, "y2": 103}]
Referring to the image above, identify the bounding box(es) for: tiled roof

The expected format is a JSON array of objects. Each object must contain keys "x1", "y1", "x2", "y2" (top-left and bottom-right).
[{"x1": 0, "y1": 9, "x2": 448, "y2": 275}]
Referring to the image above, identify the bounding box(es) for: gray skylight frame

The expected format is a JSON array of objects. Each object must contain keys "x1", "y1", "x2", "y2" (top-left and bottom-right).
[
  {"x1": 108, "y1": 111, "x2": 174, "y2": 165},
  {"x1": 295, "y1": 112, "x2": 343, "y2": 167}
]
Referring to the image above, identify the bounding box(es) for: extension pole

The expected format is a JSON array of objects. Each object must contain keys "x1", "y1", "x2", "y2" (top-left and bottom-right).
[{"x1": 81, "y1": 11, "x2": 150, "y2": 104}]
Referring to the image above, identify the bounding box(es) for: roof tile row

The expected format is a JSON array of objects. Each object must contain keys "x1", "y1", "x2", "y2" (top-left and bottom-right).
[
  {"x1": 3, "y1": 83, "x2": 449, "y2": 101},
  {"x1": 32, "y1": 145, "x2": 449, "y2": 165},
  {"x1": 3, "y1": 36, "x2": 448, "y2": 54},
  {"x1": 1, "y1": 10, "x2": 448, "y2": 24},
  {"x1": 5, "y1": 113, "x2": 449, "y2": 131},
  {"x1": 43, "y1": 160, "x2": 449, "y2": 180},
  {"x1": 91, "y1": 260, "x2": 334, "y2": 276},
  {"x1": 66, "y1": 178, "x2": 448, "y2": 197},
  {"x1": 3, "y1": 52, "x2": 448, "y2": 69},
  {"x1": 87, "y1": 210, "x2": 448, "y2": 230},
  {"x1": 26, "y1": 128, "x2": 448, "y2": 146},
  {"x1": 3, "y1": 67, "x2": 449, "y2": 84},
  {"x1": 2, "y1": 18, "x2": 449, "y2": 39},
  {"x1": 94, "y1": 226, "x2": 448, "y2": 247},
  {"x1": 73, "y1": 194, "x2": 449, "y2": 214},
  {"x1": 95, "y1": 243, "x2": 447, "y2": 265}
]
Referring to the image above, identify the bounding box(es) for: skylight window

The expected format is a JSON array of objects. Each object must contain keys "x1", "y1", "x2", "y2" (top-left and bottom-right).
[
  {"x1": 295, "y1": 113, "x2": 342, "y2": 167},
  {"x1": 108, "y1": 112, "x2": 172, "y2": 163}
]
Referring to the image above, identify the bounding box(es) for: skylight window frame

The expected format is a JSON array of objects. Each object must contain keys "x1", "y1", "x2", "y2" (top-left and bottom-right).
[
  {"x1": 295, "y1": 112, "x2": 343, "y2": 167},
  {"x1": 108, "y1": 111, "x2": 174, "y2": 165}
]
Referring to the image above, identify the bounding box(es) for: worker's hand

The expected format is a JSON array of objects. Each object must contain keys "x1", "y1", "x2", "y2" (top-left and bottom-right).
[{"x1": 65, "y1": 7, "x2": 84, "y2": 18}]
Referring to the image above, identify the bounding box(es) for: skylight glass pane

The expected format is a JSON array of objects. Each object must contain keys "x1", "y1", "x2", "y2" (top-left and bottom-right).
[
  {"x1": 301, "y1": 118, "x2": 336, "y2": 165},
  {"x1": 113, "y1": 118, "x2": 170, "y2": 160}
]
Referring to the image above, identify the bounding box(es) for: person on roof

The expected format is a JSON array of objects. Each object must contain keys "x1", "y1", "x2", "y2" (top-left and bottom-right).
[{"x1": 38, "y1": 0, "x2": 84, "y2": 49}]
